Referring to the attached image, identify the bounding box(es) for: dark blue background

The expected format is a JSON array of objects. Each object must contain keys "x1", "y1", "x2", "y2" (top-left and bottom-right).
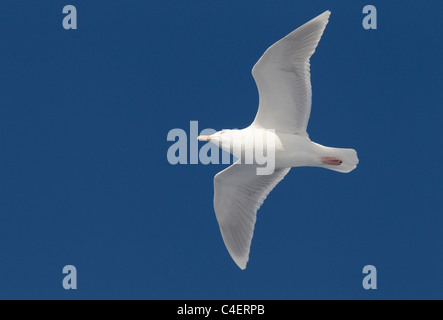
[{"x1": 0, "y1": 0, "x2": 442, "y2": 299}]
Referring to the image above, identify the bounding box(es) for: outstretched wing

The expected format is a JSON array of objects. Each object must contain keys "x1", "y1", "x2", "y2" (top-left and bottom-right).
[
  {"x1": 214, "y1": 162, "x2": 290, "y2": 269},
  {"x1": 251, "y1": 11, "x2": 331, "y2": 135}
]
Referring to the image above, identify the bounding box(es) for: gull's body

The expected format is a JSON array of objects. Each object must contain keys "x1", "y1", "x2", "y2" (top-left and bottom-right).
[{"x1": 198, "y1": 11, "x2": 358, "y2": 269}]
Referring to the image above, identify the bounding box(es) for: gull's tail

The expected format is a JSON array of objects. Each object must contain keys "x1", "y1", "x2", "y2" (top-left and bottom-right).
[{"x1": 320, "y1": 147, "x2": 359, "y2": 173}]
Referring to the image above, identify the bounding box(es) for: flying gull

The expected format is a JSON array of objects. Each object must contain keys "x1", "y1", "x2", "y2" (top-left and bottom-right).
[{"x1": 198, "y1": 11, "x2": 358, "y2": 269}]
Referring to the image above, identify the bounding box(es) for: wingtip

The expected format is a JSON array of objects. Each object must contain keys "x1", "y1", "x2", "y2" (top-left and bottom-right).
[
  {"x1": 232, "y1": 255, "x2": 248, "y2": 270},
  {"x1": 308, "y1": 10, "x2": 330, "y2": 25},
  {"x1": 236, "y1": 261, "x2": 247, "y2": 270},
  {"x1": 320, "y1": 10, "x2": 331, "y2": 19}
]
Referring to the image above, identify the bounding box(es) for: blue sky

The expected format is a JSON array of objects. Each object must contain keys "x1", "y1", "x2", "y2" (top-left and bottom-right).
[{"x1": 0, "y1": 0, "x2": 442, "y2": 299}]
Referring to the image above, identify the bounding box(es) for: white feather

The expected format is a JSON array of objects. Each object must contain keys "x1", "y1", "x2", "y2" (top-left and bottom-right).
[
  {"x1": 252, "y1": 11, "x2": 331, "y2": 135},
  {"x1": 214, "y1": 162, "x2": 290, "y2": 269}
]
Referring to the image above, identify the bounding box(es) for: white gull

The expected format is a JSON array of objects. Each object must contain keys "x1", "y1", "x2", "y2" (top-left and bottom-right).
[{"x1": 198, "y1": 11, "x2": 358, "y2": 269}]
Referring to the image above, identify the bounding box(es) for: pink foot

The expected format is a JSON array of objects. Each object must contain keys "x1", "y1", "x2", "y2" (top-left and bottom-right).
[{"x1": 322, "y1": 157, "x2": 343, "y2": 165}]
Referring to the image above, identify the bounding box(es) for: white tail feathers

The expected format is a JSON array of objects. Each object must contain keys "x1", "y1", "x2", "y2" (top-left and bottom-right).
[{"x1": 322, "y1": 148, "x2": 359, "y2": 173}]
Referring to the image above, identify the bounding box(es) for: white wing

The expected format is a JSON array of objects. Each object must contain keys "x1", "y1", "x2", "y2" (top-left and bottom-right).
[
  {"x1": 251, "y1": 11, "x2": 331, "y2": 135},
  {"x1": 214, "y1": 162, "x2": 290, "y2": 269}
]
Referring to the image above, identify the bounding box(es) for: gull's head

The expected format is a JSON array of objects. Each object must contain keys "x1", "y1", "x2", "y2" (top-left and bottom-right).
[
  {"x1": 198, "y1": 129, "x2": 237, "y2": 144},
  {"x1": 198, "y1": 129, "x2": 244, "y2": 154}
]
